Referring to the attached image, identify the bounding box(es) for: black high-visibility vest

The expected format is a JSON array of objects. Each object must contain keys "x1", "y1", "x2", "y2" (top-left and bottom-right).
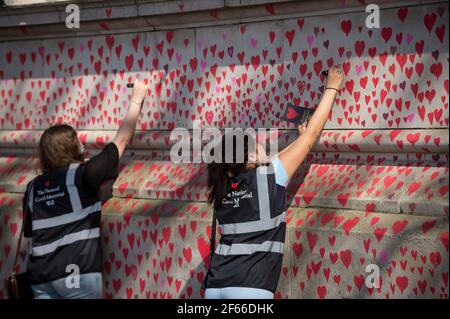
[
  {"x1": 25, "y1": 163, "x2": 102, "y2": 284},
  {"x1": 204, "y1": 163, "x2": 286, "y2": 293}
]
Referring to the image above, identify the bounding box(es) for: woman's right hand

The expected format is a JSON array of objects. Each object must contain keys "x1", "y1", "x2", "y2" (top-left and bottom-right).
[
  {"x1": 114, "y1": 79, "x2": 148, "y2": 158},
  {"x1": 131, "y1": 79, "x2": 148, "y2": 104},
  {"x1": 325, "y1": 65, "x2": 344, "y2": 90}
]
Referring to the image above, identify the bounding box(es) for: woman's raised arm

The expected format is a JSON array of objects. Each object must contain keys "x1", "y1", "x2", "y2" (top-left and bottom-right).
[
  {"x1": 113, "y1": 79, "x2": 148, "y2": 158},
  {"x1": 278, "y1": 65, "x2": 344, "y2": 181}
]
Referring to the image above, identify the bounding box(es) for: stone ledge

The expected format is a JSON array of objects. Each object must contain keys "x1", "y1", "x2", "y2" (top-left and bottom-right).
[
  {"x1": 0, "y1": 129, "x2": 448, "y2": 153},
  {"x1": 1, "y1": 153, "x2": 447, "y2": 217},
  {"x1": 1, "y1": 0, "x2": 442, "y2": 39},
  {"x1": 0, "y1": 192, "x2": 447, "y2": 240}
]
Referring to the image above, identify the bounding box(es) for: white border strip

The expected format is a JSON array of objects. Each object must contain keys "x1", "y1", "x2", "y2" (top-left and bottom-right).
[
  {"x1": 32, "y1": 227, "x2": 100, "y2": 256},
  {"x1": 215, "y1": 240, "x2": 284, "y2": 255},
  {"x1": 32, "y1": 201, "x2": 101, "y2": 231}
]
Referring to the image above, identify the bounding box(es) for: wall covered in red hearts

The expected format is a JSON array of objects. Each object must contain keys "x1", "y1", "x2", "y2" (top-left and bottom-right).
[{"x1": 0, "y1": 1, "x2": 448, "y2": 298}]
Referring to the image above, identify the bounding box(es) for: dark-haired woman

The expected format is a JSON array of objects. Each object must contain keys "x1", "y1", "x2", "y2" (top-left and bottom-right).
[
  {"x1": 23, "y1": 80, "x2": 148, "y2": 299},
  {"x1": 203, "y1": 66, "x2": 343, "y2": 299}
]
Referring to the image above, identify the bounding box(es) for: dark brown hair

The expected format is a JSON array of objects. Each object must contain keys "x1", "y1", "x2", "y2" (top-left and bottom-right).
[
  {"x1": 207, "y1": 131, "x2": 255, "y2": 208},
  {"x1": 38, "y1": 124, "x2": 84, "y2": 174}
]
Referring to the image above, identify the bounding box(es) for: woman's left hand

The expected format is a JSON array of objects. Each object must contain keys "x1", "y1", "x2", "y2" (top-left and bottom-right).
[{"x1": 297, "y1": 118, "x2": 310, "y2": 135}]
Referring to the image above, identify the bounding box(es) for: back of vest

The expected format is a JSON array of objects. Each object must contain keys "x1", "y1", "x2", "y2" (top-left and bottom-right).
[
  {"x1": 26, "y1": 163, "x2": 102, "y2": 284},
  {"x1": 205, "y1": 164, "x2": 287, "y2": 293}
]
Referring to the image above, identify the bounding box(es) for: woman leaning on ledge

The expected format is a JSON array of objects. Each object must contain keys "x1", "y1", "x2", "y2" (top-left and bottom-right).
[{"x1": 22, "y1": 80, "x2": 148, "y2": 299}]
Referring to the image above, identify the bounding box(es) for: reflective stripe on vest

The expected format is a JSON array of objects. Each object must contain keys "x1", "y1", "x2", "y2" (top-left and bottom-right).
[
  {"x1": 215, "y1": 241, "x2": 284, "y2": 255},
  {"x1": 219, "y1": 165, "x2": 285, "y2": 235},
  {"x1": 32, "y1": 228, "x2": 100, "y2": 257},
  {"x1": 31, "y1": 163, "x2": 101, "y2": 256}
]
